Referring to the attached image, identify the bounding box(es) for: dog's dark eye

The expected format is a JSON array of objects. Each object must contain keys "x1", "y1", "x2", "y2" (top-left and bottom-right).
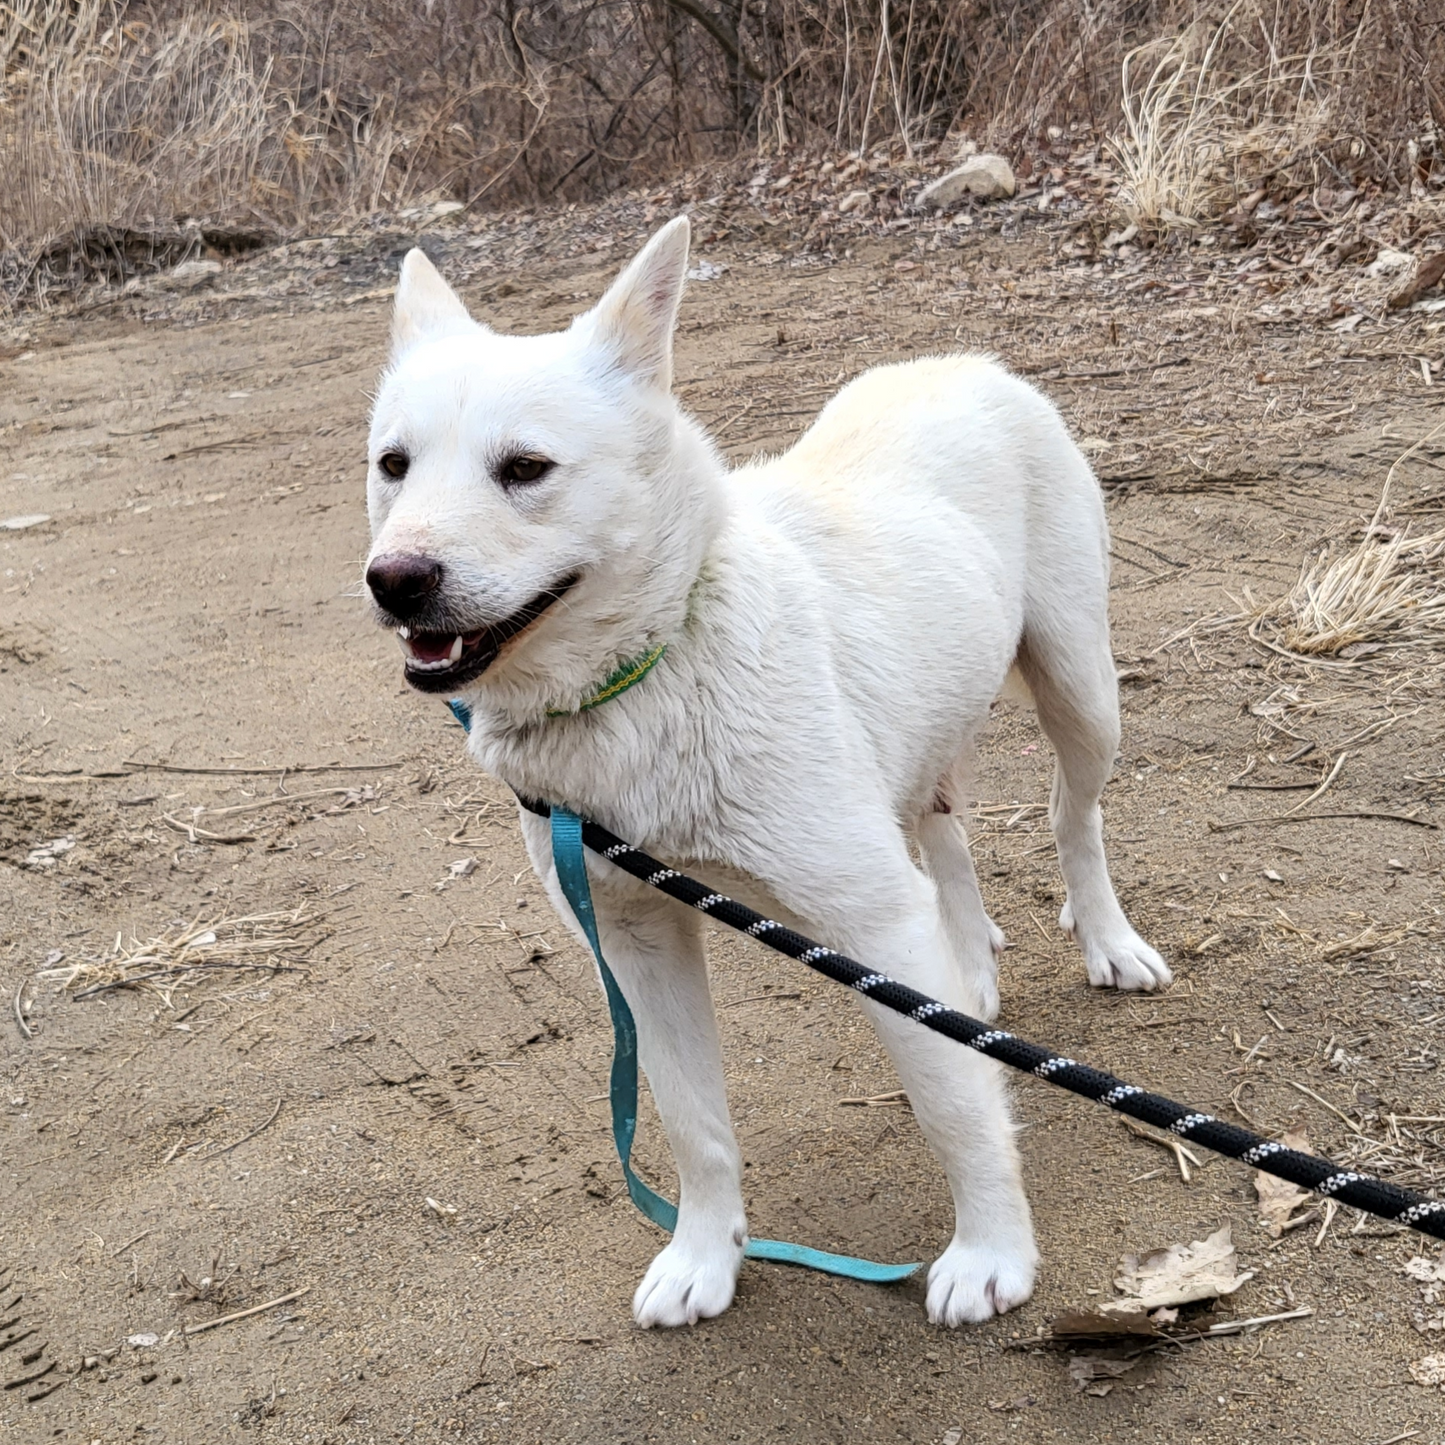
[
  {"x1": 378, "y1": 451, "x2": 409, "y2": 480},
  {"x1": 499, "y1": 455, "x2": 553, "y2": 486}
]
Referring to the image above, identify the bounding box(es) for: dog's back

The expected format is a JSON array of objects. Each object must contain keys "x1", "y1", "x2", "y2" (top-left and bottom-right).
[{"x1": 728, "y1": 353, "x2": 1110, "y2": 741}]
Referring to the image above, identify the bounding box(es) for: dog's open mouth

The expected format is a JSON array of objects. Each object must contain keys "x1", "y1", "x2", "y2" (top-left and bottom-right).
[{"x1": 396, "y1": 574, "x2": 579, "y2": 693}]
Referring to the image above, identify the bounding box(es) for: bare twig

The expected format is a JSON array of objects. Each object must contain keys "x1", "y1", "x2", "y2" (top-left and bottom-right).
[
  {"x1": 1210, "y1": 810, "x2": 1437, "y2": 833},
  {"x1": 204, "y1": 1098, "x2": 283, "y2": 1160},
  {"x1": 839, "y1": 1089, "x2": 910, "y2": 1107},
  {"x1": 183, "y1": 1287, "x2": 310, "y2": 1335},
  {"x1": 1287, "y1": 1080, "x2": 1366, "y2": 1136},
  {"x1": 12, "y1": 978, "x2": 32, "y2": 1040},
  {"x1": 1283, "y1": 751, "x2": 1347, "y2": 815},
  {"x1": 1121, "y1": 1117, "x2": 1202, "y2": 1181},
  {"x1": 162, "y1": 815, "x2": 257, "y2": 844}
]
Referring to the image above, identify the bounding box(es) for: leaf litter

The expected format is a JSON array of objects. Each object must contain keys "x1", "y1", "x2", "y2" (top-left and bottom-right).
[{"x1": 1045, "y1": 1224, "x2": 1310, "y2": 1396}]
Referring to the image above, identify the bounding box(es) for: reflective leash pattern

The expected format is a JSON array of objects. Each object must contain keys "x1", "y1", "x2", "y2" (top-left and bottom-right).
[{"x1": 522, "y1": 796, "x2": 1445, "y2": 1244}]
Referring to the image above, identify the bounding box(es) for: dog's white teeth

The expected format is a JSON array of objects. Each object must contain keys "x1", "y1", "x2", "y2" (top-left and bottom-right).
[
  {"x1": 397, "y1": 626, "x2": 411, "y2": 641},
  {"x1": 447, "y1": 635, "x2": 463, "y2": 663}
]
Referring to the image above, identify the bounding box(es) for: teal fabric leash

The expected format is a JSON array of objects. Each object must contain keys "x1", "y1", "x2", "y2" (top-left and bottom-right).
[{"x1": 447, "y1": 697, "x2": 917, "y2": 1283}]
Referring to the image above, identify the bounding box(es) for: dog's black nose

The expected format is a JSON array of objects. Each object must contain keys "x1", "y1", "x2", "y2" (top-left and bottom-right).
[{"x1": 367, "y1": 553, "x2": 444, "y2": 618}]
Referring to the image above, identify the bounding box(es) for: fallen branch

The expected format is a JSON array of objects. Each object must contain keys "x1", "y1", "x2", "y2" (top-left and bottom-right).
[
  {"x1": 1210, "y1": 809, "x2": 1436, "y2": 833},
  {"x1": 1174, "y1": 1306, "x2": 1313, "y2": 1341},
  {"x1": 839, "y1": 1089, "x2": 910, "y2": 1107},
  {"x1": 162, "y1": 815, "x2": 257, "y2": 845},
  {"x1": 1286, "y1": 1080, "x2": 1366, "y2": 1136},
  {"x1": 1121, "y1": 1118, "x2": 1201, "y2": 1181},
  {"x1": 125, "y1": 759, "x2": 401, "y2": 776}
]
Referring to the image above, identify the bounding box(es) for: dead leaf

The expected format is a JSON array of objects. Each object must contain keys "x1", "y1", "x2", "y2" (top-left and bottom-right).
[
  {"x1": 1255, "y1": 1128, "x2": 1314, "y2": 1236},
  {"x1": 1404, "y1": 1257, "x2": 1445, "y2": 1284},
  {"x1": 1069, "y1": 1355, "x2": 1140, "y2": 1394},
  {"x1": 1408, "y1": 1354, "x2": 1445, "y2": 1389},
  {"x1": 1103, "y1": 1224, "x2": 1254, "y2": 1314},
  {"x1": 986, "y1": 1396, "x2": 1035, "y2": 1412}
]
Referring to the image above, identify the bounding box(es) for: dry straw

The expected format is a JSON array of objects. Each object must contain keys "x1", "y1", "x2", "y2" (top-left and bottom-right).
[
  {"x1": 38, "y1": 906, "x2": 320, "y2": 1004},
  {"x1": 1249, "y1": 422, "x2": 1445, "y2": 661}
]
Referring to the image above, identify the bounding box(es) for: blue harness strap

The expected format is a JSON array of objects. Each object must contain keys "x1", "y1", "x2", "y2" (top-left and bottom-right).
[
  {"x1": 549, "y1": 805, "x2": 918, "y2": 1283},
  {"x1": 448, "y1": 698, "x2": 915, "y2": 1281}
]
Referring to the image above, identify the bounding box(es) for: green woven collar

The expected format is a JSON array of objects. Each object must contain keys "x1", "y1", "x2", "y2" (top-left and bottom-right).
[{"x1": 546, "y1": 642, "x2": 668, "y2": 718}]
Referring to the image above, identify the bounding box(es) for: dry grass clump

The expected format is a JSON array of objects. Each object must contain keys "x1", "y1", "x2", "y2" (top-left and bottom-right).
[
  {"x1": 1254, "y1": 530, "x2": 1445, "y2": 658},
  {"x1": 1249, "y1": 425, "x2": 1445, "y2": 660},
  {"x1": 1109, "y1": 1, "x2": 1401, "y2": 238},
  {"x1": 0, "y1": 0, "x2": 415, "y2": 286},
  {"x1": 38, "y1": 907, "x2": 320, "y2": 1004}
]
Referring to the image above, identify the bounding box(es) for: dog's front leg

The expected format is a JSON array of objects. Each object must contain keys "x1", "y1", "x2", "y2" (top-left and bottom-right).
[
  {"x1": 755, "y1": 833, "x2": 1038, "y2": 1327},
  {"x1": 520, "y1": 811, "x2": 747, "y2": 1327}
]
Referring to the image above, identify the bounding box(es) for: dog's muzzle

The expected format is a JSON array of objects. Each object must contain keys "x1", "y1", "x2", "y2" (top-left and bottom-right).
[{"x1": 367, "y1": 556, "x2": 580, "y2": 693}]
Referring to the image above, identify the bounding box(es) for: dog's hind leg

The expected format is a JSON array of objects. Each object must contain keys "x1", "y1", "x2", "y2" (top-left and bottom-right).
[
  {"x1": 1016, "y1": 593, "x2": 1171, "y2": 991},
  {"x1": 917, "y1": 756, "x2": 1004, "y2": 1020},
  {"x1": 521, "y1": 811, "x2": 747, "y2": 1328}
]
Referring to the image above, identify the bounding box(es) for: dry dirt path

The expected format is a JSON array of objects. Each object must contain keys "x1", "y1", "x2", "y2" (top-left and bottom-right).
[{"x1": 3, "y1": 227, "x2": 1443, "y2": 1444}]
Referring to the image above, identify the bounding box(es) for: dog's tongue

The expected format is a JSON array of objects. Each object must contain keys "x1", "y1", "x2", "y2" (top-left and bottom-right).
[{"x1": 407, "y1": 633, "x2": 460, "y2": 664}]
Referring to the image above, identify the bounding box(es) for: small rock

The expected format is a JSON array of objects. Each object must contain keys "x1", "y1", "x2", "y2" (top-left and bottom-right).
[
  {"x1": 127, "y1": 1333, "x2": 160, "y2": 1349},
  {"x1": 1, "y1": 513, "x2": 49, "y2": 530},
  {"x1": 917, "y1": 154, "x2": 1016, "y2": 209},
  {"x1": 447, "y1": 857, "x2": 477, "y2": 879},
  {"x1": 429, "y1": 200, "x2": 465, "y2": 217},
  {"x1": 25, "y1": 836, "x2": 75, "y2": 870},
  {"x1": 1389, "y1": 251, "x2": 1445, "y2": 310},
  {"x1": 686, "y1": 260, "x2": 727, "y2": 282},
  {"x1": 1365, "y1": 247, "x2": 1412, "y2": 279},
  {"x1": 168, "y1": 259, "x2": 223, "y2": 288},
  {"x1": 837, "y1": 189, "x2": 871, "y2": 214},
  {"x1": 1409, "y1": 1353, "x2": 1445, "y2": 1388}
]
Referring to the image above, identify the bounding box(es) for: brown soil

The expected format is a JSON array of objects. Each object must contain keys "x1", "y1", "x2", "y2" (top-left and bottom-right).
[{"x1": 3, "y1": 212, "x2": 1444, "y2": 1444}]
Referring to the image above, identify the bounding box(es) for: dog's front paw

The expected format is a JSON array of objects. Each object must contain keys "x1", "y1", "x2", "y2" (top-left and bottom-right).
[
  {"x1": 633, "y1": 1235, "x2": 744, "y2": 1328},
  {"x1": 1060, "y1": 901, "x2": 1171, "y2": 992},
  {"x1": 925, "y1": 1237, "x2": 1037, "y2": 1327}
]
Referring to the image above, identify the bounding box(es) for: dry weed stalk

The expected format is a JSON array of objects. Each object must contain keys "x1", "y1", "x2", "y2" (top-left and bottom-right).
[{"x1": 38, "y1": 907, "x2": 319, "y2": 1004}]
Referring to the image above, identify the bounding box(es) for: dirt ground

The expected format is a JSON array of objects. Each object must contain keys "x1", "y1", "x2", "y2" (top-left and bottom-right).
[{"x1": 3, "y1": 209, "x2": 1445, "y2": 1445}]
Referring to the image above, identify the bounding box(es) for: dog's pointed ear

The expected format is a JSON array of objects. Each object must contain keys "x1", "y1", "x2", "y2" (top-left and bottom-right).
[
  {"x1": 392, "y1": 249, "x2": 475, "y2": 356},
  {"x1": 581, "y1": 216, "x2": 690, "y2": 390}
]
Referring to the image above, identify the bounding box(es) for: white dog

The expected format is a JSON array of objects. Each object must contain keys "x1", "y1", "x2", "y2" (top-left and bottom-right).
[{"x1": 364, "y1": 218, "x2": 1168, "y2": 1330}]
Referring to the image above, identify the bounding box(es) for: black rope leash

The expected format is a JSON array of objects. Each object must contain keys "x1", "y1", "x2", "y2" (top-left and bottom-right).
[{"x1": 519, "y1": 798, "x2": 1445, "y2": 1242}]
